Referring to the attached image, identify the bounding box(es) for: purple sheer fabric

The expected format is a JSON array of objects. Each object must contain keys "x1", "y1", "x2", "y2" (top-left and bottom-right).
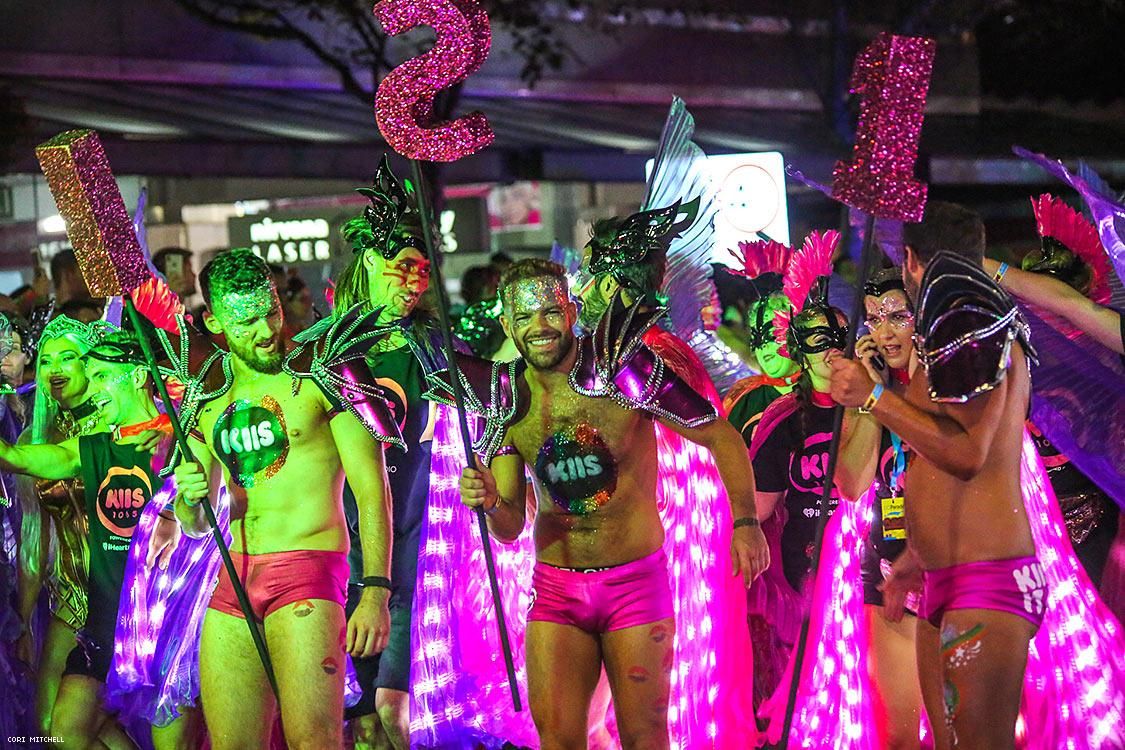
[
  {"x1": 407, "y1": 404, "x2": 538, "y2": 749},
  {"x1": 107, "y1": 481, "x2": 229, "y2": 726},
  {"x1": 1022, "y1": 303, "x2": 1125, "y2": 507}
]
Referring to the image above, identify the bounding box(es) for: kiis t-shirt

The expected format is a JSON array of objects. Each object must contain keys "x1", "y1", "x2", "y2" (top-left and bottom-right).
[
  {"x1": 751, "y1": 399, "x2": 840, "y2": 590},
  {"x1": 79, "y1": 432, "x2": 158, "y2": 649}
]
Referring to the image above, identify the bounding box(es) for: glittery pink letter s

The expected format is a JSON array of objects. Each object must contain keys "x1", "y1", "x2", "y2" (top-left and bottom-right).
[
  {"x1": 831, "y1": 33, "x2": 936, "y2": 222},
  {"x1": 373, "y1": 0, "x2": 495, "y2": 162},
  {"x1": 35, "y1": 130, "x2": 150, "y2": 296}
]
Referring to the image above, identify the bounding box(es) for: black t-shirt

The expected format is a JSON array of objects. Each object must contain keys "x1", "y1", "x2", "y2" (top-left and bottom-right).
[
  {"x1": 344, "y1": 345, "x2": 432, "y2": 607},
  {"x1": 752, "y1": 399, "x2": 840, "y2": 590},
  {"x1": 79, "y1": 432, "x2": 158, "y2": 648},
  {"x1": 864, "y1": 428, "x2": 911, "y2": 565},
  {"x1": 727, "y1": 384, "x2": 784, "y2": 448}
]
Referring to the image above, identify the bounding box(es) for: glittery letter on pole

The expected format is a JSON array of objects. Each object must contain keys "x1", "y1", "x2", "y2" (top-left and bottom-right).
[
  {"x1": 35, "y1": 129, "x2": 150, "y2": 296},
  {"x1": 831, "y1": 33, "x2": 936, "y2": 222},
  {"x1": 373, "y1": 0, "x2": 495, "y2": 162}
]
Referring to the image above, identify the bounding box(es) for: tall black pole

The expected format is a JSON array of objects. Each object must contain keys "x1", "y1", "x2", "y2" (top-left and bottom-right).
[
  {"x1": 124, "y1": 297, "x2": 278, "y2": 698},
  {"x1": 408, "y1": 159, "x2": 522, "y2": 712},
  {"x1": 779, "y1": 214, "x2": 877, "y2": 747}
]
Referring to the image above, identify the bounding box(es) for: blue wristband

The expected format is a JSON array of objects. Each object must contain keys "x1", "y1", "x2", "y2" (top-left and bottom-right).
[{"x1": 860, "y1": 383, "x2": 884, "y2": 414}]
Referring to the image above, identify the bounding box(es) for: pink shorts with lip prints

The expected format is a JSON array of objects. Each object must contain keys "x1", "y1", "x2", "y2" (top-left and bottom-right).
[{"x1": 528, "y1": 546, "x2": 674, "y2": 634}]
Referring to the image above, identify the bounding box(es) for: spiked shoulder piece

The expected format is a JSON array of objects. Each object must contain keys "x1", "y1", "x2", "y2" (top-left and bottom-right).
[
  {"x1": 915, "y1": 252, "x2": 1037, "y2": 403},
  {"x1": 424, "y1": 355, "x2": 528, "y2": 463},
  {"x1": 569, "y1": 293, "x2": 716, "y2": 428},
  {"x1": 284, "y1": 304, "x2": 405, "y2": 449}
]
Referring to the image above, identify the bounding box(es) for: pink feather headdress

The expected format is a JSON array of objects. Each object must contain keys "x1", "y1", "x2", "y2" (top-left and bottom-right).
[
  {"x1": 727, "y1": 239, "x2": 791, "y2": 280},
  {"x1": 1030, "y1": 194, "x2": 1111, "y2": 304},
  {"x1": 773, "y1": 230, "x2": 840, "y2": 356}
]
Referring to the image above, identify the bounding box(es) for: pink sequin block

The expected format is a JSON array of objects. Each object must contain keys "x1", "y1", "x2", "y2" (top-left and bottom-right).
[
  {"x1": 35, "y1": 130, "x2": 150, "y2": 296},
  {"x1": 832, "y1": 33, "x2": 935, "y2": 223},
  {"x1": 374, "y1": 0, "x2": 495, "y2": 162}
]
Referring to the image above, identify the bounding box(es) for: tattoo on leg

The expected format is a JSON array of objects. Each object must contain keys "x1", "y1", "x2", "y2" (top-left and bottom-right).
[
  {"x1": 940, "y1": 622, "x2": 985, "y2": 669},
  {"x1": 292, "y1": 600, "x2": 316, "y2": 618},
  {"x1": 321, "y1": 657, "x2": 339, "y2": 675},
  {"x1": 648, "y1": 623, "x2": 670, "y2": 644},
  {"x1": 940, "y1": 623, "x2": 985, "y2": 747},
  {"x1": 627, "y1": 666, "x2": 652, "y2": 684}
]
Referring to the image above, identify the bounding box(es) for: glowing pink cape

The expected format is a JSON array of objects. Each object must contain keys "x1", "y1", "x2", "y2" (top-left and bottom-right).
[
  {"x1": 411, "y1": 341, "x2": 759, "y2": 748},
  {"x1": 761, "y1": 432, "x2": 1125, "y2": 748}
]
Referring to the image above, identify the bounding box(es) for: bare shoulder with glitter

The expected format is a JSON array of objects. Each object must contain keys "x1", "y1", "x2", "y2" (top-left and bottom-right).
[{"x1": 505, "y1": 370, "x2": 666, "y2": 569}]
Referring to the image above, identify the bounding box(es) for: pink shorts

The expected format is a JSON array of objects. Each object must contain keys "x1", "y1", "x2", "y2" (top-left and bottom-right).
[
  {"x1": 920, "y1": 556, "x2": 1047, "y2": 630},
  {"x1": 528, "y1": 547, "x2": 674, "y2": 634},
  {"x1": 209, "y1": 549, "x2": 348, "y2": 622}
]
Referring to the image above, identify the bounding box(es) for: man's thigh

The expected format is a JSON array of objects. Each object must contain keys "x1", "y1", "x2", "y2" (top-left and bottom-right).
[
  {"x1": 264, "y1": 597, "x2": 347, "y2": 748},
  {"x1": 865, "y1": 607, "x2": 922, "y2": 750},
  {"x1": 49, "y1": 673, "x2": 108, "y2": 744},
  {"x1": 600, "y1": 618, "x2": 674, "y2": 750},
  {"x1": 526, "y1": 620, "x2": 603, "y2": 749},
  {"x1": 938, "y1": 608, "x2": 1035, "y2": 750},
  {"x1": 200, "y1": 608, "x2": 275, "y2": 749}
]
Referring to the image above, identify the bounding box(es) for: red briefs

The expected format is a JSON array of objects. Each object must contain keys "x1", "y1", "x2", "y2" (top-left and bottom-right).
[
  {"x1": 209, "y1": 549, "x2": 349, "y2": 622},
  {"x1": 920, "y1": 555, "x2": 1047, "y2": 630},
  {"x1": 528, "y1": 546, "x2": 674, "y2": 634}
]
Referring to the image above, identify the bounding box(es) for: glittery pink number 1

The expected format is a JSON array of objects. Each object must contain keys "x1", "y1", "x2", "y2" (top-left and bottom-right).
[
  {"x1": 831, "y1": 32, "x2": 936, "y2": 222},
  {"x1": 373, "y1": 0, "x2": 495, "y2": 162}
]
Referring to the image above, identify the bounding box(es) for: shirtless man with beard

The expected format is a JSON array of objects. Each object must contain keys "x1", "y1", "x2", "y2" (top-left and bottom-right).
[
  {"x1": 830, "y1": 202, "x2": 1044, "y2": 750},
  {"x1": 171, "y1": 249, "x2": 399, "y2": 749},
  {"x1": 457, "y1": 259, "x2": 768, "y2": 749}
]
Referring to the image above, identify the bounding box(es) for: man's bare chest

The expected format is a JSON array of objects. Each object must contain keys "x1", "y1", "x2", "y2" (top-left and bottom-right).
[
  {"x1": 196, "y1": 377, "x2": 325, "y2": 488},
  {"x1": 508, "y1": 389, "x2": 645, "y2": 515}
]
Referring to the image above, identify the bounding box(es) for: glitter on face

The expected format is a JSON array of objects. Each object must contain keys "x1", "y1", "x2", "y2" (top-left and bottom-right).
[
  {"x1": 373, "y1": 0, "x2": 495, "y2": 162},
  {"x1": 503, "y1": 277, "x2": 568, "y2": 315},
  {"x1": 863, "y1": 294, "x2": 915, "y2": 332},
  {"x1": 533, "y1": 422, "x2": 618, "y2": 515},
  {"x1": 35, "y1": 130, "x2": 150, "y2": 296},
  {"x1": 831, "y1": 33, "x2": 936, "y2": 222}
]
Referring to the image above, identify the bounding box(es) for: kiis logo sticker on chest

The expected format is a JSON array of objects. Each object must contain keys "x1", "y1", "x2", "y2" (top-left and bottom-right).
[
  {"x1": 534, "y1": 422, "x2": 618, "y2": 515},
  {"x1": 213, "y1": 395, "x2": 290, "y2": 488}
]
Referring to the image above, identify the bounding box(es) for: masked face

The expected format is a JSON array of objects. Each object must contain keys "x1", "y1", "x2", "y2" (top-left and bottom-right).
[
  {"x1": 365, "y1": 247, "x2": 431, "y2": 319},
  {"x1": 577, "y1": 274, "x2": 618, "y2": 330},
  {"x1": 0, "y1": 330, "x2": 27, "y2": 386},
  {"x1": 748, "y1": 299, "x2": 798, "y2": 380},
  {"x1": 209, "y1": 286, "x2": 285, "y2": 374},
  {"x1": 796, "y1": 311, "x2": 847, "y2": 389},
  {"x1": 864, "y1": 290, "x2": 915, "y2": 370},
  {"x1": 39, "y1": 337, "x2": 90, "y2": 408},
  {"x1": 85, "y1": 358, "x2": 142, "y2": 426},
  {"x1": 501, "y1": 277, "x2": 577, "y2": 371}
]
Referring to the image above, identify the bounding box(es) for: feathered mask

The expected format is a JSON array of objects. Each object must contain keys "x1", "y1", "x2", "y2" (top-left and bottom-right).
[
  {"x1": 1024, "y1": 194, "x2": 1111, "y2": 304},
  {"x1": 773, "y1": 230, "x2": 847, "y2": 360},
  {"x1": 586, "y1": 197, "x2": 701, "y2": 280},
  {"x1": 727, "y1": 238, "x2": 792, "y2": 348},
  {"x1": 353, "y1": 155, "x2": 426, "y2": 260}
]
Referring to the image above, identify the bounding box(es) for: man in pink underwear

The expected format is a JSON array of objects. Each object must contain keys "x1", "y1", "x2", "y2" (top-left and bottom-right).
[
  {"x1": 455, "y1": 256, "x2": 769, "y2": 749},
  {"x1": 830, "y1": 202, "x2": 1046, "y2": 750}
]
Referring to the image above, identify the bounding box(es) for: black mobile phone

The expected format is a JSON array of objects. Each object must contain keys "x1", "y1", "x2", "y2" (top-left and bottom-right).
[{"x1": 859, "y1": 325, "x2": 887, "y2": 371}]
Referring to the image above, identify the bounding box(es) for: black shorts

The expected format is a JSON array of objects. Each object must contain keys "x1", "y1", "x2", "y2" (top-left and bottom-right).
[
  {"x1": 860, "y1": 545, "x2": 886, "y2": 607},
  {"x1": 345, "y1": 584, "x2": 380, "y2": 720},
  {"x1": 62, "y1": 636, "x2": 112, "y2": 684},
  {"x1": 375, "y1": 604, "x2": 412, "y2": 694},
  {"x1": 343, "y1": 586, "x2": 413, "y2": 718}
]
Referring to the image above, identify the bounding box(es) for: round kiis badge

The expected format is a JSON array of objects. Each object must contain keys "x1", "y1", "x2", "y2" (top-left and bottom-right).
[
  {"x1": 213, "y1": 395, "x2": 290, "y2": 488},
  {"x1": 534, "y1": 422, "x2": 618, "y2": 515}
]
